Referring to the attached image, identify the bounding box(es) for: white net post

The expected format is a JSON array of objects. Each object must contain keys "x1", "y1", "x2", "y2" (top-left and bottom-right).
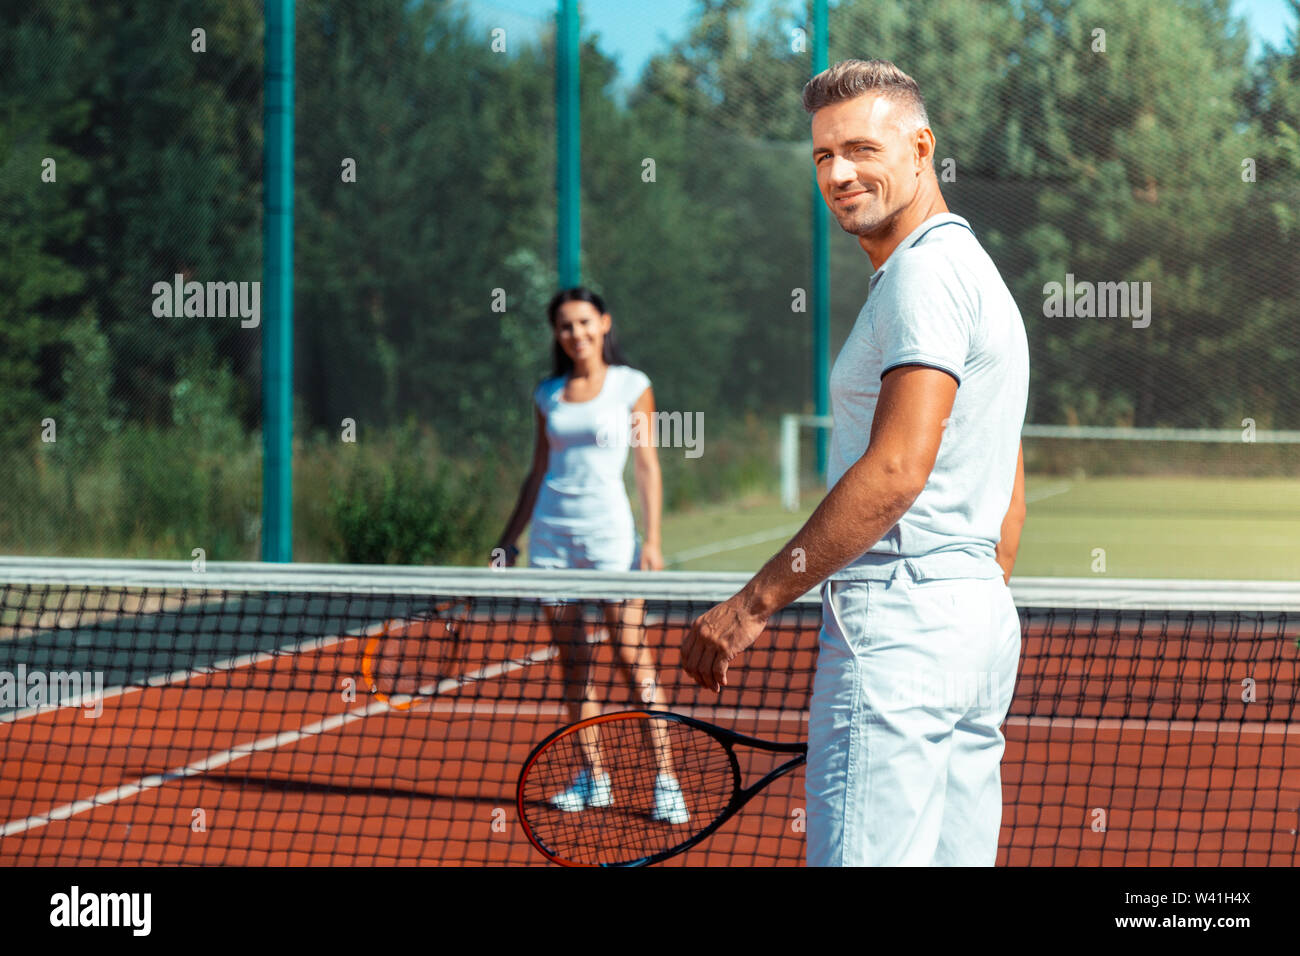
[
  {"x1": 780, "y1": 414, "x2": 799, "y2": 511},
  {"x1": 780, "y1": 414, "x2": 833, "y2": 511}
]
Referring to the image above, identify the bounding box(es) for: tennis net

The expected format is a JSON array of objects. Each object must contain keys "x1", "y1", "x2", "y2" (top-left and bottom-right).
[{"x1": 0, "y1": 558, "x2": 1296, "y2": 866}]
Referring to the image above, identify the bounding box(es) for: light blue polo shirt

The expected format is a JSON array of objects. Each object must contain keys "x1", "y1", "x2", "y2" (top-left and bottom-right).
[{"x1": 828, "y1": 213, "x2": 1028, "y2": 581}]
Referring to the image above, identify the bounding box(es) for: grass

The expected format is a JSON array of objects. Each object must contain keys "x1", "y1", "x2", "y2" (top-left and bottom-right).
[
  {"x1": 6, "y1": 405, "x2": 1298, "y2": 583},
  {"x1": 660, "y1": 475, "x2": 1300, "y2": 580},
  {"x1": 1014, "y1": 476, "x2": 1300, "y2": 579}
]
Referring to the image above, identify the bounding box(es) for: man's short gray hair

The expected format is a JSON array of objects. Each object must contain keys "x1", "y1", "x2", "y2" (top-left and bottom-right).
[{"x1": 802, "y1": 58, "x2": 930, "y2": 132}]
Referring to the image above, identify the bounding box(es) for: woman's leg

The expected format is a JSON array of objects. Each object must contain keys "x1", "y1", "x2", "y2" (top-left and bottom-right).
[
  {"x1": 547, "y1": 602, "x2": 604, "y2": 774},
  {"x1": 601, "y1": 599, "x2": 674, "y2": 776}
]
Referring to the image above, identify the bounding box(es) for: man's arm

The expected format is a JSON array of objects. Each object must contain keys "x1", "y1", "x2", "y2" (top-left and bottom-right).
[
  {"x1": 995, "y1": 442, "x2": 1025, "y2": 585},
  {"x1": 680, "y1": 365, "x2": 956, "y2": 691}
]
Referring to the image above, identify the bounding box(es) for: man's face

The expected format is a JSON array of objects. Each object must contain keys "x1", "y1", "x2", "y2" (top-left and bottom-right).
[{"x1": 811, "y1": 94, "x2": 924, "y2": 238}]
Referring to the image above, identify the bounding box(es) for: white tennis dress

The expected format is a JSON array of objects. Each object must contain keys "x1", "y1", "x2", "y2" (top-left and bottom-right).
[{"x1": 528, "y1": 365, "x2": 651, "y2": 570}]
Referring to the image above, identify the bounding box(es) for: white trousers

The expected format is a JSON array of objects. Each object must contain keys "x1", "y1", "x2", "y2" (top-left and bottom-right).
[{"x1": 806, "y1": 568, "x2": 1021, "y2": 866}]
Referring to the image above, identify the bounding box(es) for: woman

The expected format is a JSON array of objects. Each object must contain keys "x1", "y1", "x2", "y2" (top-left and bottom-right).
[{"x1": 496, "y1": 287, "x2": 687, "y2": 825}]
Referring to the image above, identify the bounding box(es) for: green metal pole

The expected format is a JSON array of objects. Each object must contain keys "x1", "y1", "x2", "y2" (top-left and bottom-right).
[
  {"x1": 556, "y1": 0, "x2": 580, "y2": 287},
  {"x1": 812, "y1": 0, "x2": 830, "y2": 476},
  {"x1": 262, "y1": 0, "x2": 294, "y2": 561}
]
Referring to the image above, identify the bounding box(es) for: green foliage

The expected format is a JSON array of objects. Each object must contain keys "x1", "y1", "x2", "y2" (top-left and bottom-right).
[
  {"x1": 114, "y1": 358, "x2": 258, "y2": 557},
  {"x1": 294, "y1": 0, "x2": 553, "y2": 450},
  {"x1": 3, "y1": 0, "x2": 1300, "y2": 560},
  {"x1": 0, "y1": 356, "x2": 259, "y2": 559},
  {"x1": 325, "y1": 425, "x2": 492, "y2": 565},
  {"x1": 53, "y1": 313, "x2": 119, "y2": 467},
  {"x1": 605, "y1": 0, "x2": 810, "y2": 417},
  {"x1": 0, "y1": 1, "x2": 92, "y2": 451}
]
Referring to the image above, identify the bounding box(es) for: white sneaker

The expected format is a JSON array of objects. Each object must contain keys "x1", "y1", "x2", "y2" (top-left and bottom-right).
[
  {"x1": 550, "y1": 769, "x2": 613, "y2": 812},
  {"x1": 651, "y1": 773, "x2": 689, "y2": 824}
]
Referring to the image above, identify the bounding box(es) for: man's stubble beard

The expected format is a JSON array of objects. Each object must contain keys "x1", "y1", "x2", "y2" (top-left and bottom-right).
[{"x1": 837, "y1": 202, "x2": 899, "y2": 239}]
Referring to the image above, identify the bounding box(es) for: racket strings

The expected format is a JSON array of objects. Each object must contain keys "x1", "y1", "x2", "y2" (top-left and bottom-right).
[{"x1": 520, "y1": 717, "x2": 734, "y2": 865}]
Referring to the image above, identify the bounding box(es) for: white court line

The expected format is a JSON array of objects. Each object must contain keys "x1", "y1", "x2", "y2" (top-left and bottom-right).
[
  {"x1": 669, "y1": 482, "x2": 1068, "y2": 564},
  {"x1": 666, "y1": 524, "x2": 804, "y2": 566},
  {"x1": 1025, "y1": 481, "x2": 1073, "y2": 503},
  {"x1": 1, "y1": 603, "x2": 518, "y2": 725},
  {"x1": 666, "y1": 484, "x2": 1068, "y2": 564},
  {"x1": 401, "y1": 703, "x2": 1300, "y2": 738},
  {"x1": 0, "y1": 645, "x2": 558, "y2": 838},
  {"x1": 405, "y1": 699, "x2": 808, "y2": 725},
  {"x1": 1005, "y1": 714, "x2": 1298, "y2": 735},
  {"x1": 201, "y1": 695, "x2": 1293, "y2": 740},
  {"x1": 6, "y1": 689, "x2": 1294, "y2": 838},
  {"x1": 0, "y1": 623, "x2": 380, "y2": 725}
]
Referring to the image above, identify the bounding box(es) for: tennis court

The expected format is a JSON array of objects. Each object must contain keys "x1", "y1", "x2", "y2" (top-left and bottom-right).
[
  {"x1": 4, "y1": 0, "x2": 1298, "y2": 881},
  {"x1": 2, "y1": 560, "x2": 1296, "y2": 866}
]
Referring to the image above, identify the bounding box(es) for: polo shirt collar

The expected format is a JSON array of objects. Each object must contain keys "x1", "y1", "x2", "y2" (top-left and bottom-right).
[{"x1": 868, "y1": 212, "x2": 972, "y2": 289}]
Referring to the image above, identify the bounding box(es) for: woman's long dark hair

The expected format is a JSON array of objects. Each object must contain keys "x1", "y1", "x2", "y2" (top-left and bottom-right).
[{"x1": 546, "y1": 287, "x2": 629, "y2": 378}]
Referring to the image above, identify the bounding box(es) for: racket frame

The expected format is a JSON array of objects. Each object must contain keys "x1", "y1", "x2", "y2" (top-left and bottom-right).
[
  {"x1": 516, "y1": 709, "x2": 807, "y2": 867},
  {"x1": 358, "y1": 596, "x2": 473, "y2": 711}
]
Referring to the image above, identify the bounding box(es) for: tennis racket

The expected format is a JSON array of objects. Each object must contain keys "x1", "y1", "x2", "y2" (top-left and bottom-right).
[
  {"x1": 516, "y1": 710, "x2": 807, "y2": 866},
  {"x1": 359, "y1": 597, "x2": 474, "y2": 710}
]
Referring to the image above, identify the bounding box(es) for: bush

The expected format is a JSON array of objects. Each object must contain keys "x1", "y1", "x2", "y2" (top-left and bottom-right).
[
  {"x1": 326, "y1": 424, "x2": 494, "y2": 565},
  {"x1": 111, "y1": 360, "x2": 259, "y2": 558}
]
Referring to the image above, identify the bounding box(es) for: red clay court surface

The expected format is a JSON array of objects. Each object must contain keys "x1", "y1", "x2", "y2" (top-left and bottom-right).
[{"x1": 2, "y1": 611, "x2": 1298, "y2": 865}]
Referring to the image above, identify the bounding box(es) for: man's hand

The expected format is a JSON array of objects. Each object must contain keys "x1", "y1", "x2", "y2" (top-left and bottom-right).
[{"x1": 681, "y1": 595, "x2": 769, "y2": 692}]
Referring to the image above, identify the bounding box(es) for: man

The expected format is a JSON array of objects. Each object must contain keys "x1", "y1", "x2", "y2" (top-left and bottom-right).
[{"x1": 681, "y1": 59, "x2": 1029, "y2": 866}]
